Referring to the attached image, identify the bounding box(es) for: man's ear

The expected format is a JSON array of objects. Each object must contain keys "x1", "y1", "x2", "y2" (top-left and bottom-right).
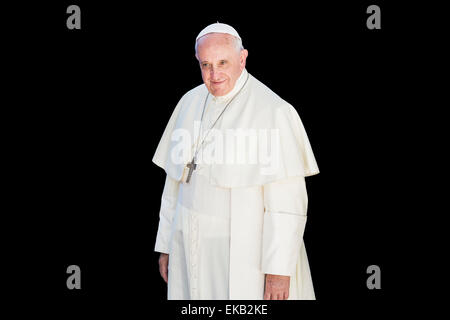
[{"x1": 240, "y1": 49, "x2": 248, "y2": 69}]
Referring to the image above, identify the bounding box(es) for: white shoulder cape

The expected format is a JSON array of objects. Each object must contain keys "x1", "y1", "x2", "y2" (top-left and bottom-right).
[{"x1": 152, "y1": 72, "x2": 319, "y2": 188}]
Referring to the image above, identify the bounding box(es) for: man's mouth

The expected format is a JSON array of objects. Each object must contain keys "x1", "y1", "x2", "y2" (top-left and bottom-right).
[{"x1": 211, "y1": 79, "x2": 226, "y2": 85}]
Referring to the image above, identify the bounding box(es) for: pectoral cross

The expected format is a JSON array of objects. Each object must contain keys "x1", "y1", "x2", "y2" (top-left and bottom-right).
[{"x1": 186, "y1": 158, "x2": 197, "y2": 183}]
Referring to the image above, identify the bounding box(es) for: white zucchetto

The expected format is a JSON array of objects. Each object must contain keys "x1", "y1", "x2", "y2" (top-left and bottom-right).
[{"x1": 195, "y1": 22, "x2": 241, "y2": 43}]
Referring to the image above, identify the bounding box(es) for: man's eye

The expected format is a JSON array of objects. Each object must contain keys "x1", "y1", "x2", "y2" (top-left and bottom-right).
[
  {"x1": 219, "y1": 60, "x2": 227, "y2": 65},
  {"x1": 202, "y1": 63, "x2": 209, "y2": 68}
]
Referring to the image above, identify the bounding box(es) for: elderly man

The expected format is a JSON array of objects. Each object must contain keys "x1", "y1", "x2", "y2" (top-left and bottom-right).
[{"x1": 153, "y1": 23, "x2": 319, "y2": 300}]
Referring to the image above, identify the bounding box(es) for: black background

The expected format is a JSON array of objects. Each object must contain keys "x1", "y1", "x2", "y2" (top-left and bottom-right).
[{"x1": 4, "y1": 0, "x2": 437, "y2": 317}]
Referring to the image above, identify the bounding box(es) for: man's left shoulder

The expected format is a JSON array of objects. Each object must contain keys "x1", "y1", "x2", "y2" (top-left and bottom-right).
[{"x1": 249, "y1": 74, "x2": 297, "y2": 115}]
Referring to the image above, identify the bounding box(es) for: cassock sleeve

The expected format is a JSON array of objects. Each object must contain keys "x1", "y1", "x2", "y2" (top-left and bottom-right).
[
  {"x1": 154, "y1": 174, "x2": 180, "y2": 254},
  {"x1": 261, "y1": 176, "x2": 308, "y2": 276}
]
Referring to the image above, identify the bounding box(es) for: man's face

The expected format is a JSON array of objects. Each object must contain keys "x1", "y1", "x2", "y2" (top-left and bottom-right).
[{"x1": 196, "y1": 33, "x2": 248, "y2": 97}]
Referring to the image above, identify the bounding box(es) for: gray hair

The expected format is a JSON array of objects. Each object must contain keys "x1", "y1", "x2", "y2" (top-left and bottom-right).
[{"x1": 195, "y1": 34, "x2": 244, "y2": 56}]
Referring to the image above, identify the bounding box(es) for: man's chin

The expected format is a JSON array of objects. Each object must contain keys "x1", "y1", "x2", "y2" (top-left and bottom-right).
[
  {"x1": 211, "y1": 87, "x2": 230, "y2": 97},
  {"x1": 209, "y1": 82, "x2": 230, "y2": 96}
]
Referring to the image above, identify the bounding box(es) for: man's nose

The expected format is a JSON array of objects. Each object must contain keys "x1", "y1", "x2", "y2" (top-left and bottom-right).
[{"x1": 209, "y1": 67, "x2": 219, "y2": 80}]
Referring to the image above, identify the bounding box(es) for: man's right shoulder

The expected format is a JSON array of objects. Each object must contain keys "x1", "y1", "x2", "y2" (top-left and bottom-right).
[{"x1": 178, "y1": 83, "x2": 207, "y2": 104}]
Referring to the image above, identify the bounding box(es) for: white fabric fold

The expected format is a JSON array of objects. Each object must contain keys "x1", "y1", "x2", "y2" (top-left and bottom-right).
[
  {"x1": 262, "y1": 212, "x2": 306, "y2": 276},
  {"x1": 261, "y1": 176, "x2": 308, "y2": 276},
  {"x1": 154, "y1": 175, "x2": 179, "y2": 254}
]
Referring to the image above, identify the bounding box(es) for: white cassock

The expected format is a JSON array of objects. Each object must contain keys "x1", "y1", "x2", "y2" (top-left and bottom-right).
[{"x1": 153, "y1": 69, "x2": 319, "y2": 300}]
